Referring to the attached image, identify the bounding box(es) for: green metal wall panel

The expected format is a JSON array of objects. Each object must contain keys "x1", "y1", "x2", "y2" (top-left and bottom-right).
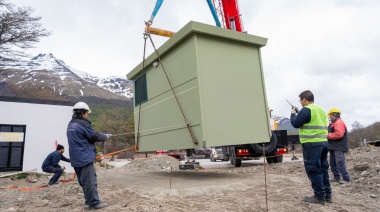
[
  {"x1": 127, "y1": 21, "x2": 271, "y2": 152},
  {"x1": 196, "y1": 35, "x2": 271, "y2": 147},
  {"x1": 133, "y1": 36, "x2": 203, "y2": 151}
]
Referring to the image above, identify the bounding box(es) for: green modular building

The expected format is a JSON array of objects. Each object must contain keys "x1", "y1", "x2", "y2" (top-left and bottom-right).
[{"x1": 127, "y1": 21, "x2": 271, "y2": 152}]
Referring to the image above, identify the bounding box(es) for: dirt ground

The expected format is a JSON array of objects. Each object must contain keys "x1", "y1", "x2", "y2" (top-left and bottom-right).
[{"x1": 0, "y1": 146, "x2": 379, "y2": 212}]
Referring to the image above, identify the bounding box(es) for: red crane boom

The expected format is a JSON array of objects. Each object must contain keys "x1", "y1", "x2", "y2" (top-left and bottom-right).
[{"x1": 212, "y1": 0, "x2": 244, "y2": 32}]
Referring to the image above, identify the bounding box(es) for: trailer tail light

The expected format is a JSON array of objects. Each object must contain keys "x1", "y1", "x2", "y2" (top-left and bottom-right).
[
  {"x1": 156, "y1": 150, "x2": 168, "y2": 155},
  {"x1": 237, "y1": 149, "x2": 250, "y2": 156},
  {"x1": 275, "y1": 148, "x2": 288, "y2": 155}
]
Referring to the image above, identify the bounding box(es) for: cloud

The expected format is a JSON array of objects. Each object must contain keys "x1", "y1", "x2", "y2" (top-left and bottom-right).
[
  {"x1": 238, "y1": 1, "x2": 380, "y2": 130},
  {"x1": 10, "y1": 0, "x2": 380, "y2": 131}
]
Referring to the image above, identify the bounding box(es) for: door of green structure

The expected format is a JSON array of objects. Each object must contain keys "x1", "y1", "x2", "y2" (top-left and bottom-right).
[{"x1": 0, "y1": 125, "x2": 26, "y2": 172}]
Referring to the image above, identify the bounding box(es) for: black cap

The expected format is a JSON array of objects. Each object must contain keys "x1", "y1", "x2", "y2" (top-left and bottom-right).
[{"x1": 57, "y1": 144, "x2": 64, "y2": 151}]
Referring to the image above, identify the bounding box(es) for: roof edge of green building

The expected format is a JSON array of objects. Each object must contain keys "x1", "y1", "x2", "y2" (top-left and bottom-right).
[{"x1": 126, "y1": 21, "x2": 268, "y2": 80}]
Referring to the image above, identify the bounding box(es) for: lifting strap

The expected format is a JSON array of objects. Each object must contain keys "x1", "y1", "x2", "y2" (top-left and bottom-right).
[{"x1": 135, "y1": 32, "x2": 149, "y2": 150}]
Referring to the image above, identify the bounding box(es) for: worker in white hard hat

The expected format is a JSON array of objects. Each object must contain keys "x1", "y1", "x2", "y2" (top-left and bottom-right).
[
  {"x1": 67, "y1": 102, "x2": 111, "y2": 210},
  {"x1": 327, "y1": 108, "x2": 350, "y2": 185}
]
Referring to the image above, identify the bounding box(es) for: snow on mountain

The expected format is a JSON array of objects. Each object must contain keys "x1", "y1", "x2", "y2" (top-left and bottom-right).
[
  {"x1": 97, "y1": 76, "x2": 133, "y2": 99},
  {"x1": 29, "y1": 53, "x2": 68, "y2": 70},
  {"x1": 70, "y1": 67, "x2": 99, "y2": 84},
  {"x1": 3, "y1": 53, "x2": 76, "y2": 80},
  {"x1": 0, "y1": 4, "x2": 10, "y2": 15},
  {"x1": 0, "y1": 53, "x2": 133, "y2": 99}
]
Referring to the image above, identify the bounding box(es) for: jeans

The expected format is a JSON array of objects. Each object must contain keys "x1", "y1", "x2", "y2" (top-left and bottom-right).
[
  {"x1": 42, "y1": 166, "x2": 63, "y2": 185},
  {"x1": 302, "y1": 142, "x2": 332, "y2": 199},
  {"x1": 74, "y1": 163, "x2": 100, "y2": 207},
  {"x1": 329, "y1": 150, "x2": 350, "y2": 182}
]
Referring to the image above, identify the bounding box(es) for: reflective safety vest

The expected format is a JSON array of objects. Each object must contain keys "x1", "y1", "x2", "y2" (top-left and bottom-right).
[{"x1": 299, "y1": 104, "x2": 328, "y2": 143}]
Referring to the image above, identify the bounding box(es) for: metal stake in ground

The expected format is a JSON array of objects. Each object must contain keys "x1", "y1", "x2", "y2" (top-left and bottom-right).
[
  {"x1": 263, "y1": 143, "x2": 269, "y2": 212},
  {"x1": 291, "y1": 144, "x2": 299, "y2": 160},
  {"x1": 166, "y1": 162, "x2": 173, "y2": 189}
]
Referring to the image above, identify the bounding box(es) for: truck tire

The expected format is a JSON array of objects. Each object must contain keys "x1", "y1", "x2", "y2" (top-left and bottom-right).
[{"x1": 251, "y1": 132, "x2": 277, "y2": 154}]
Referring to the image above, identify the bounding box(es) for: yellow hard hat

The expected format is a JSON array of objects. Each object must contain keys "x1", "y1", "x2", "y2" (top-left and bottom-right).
[{"x1": 328, "y1": 108, "x2": 341, "y2": 115}]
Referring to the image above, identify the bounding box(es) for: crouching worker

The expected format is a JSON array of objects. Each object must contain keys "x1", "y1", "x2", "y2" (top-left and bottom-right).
[{"x1": 42, "y1": 144, "x2": 71, "y2": 186}]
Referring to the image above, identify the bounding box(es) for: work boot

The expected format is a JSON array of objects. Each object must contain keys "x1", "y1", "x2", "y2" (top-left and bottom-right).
[
  {"x1": 325, "y1": 195, "x2": 332, "y2": 203},
  {"x1": 89, "y1": 202, "x2": 108, "y2": 210},
  {"x1": 303, "y1": 196, "x2": 326, "y2": 205},
  {"x1": 339, "y1": 180, "x2": 350, "y2": 186}
]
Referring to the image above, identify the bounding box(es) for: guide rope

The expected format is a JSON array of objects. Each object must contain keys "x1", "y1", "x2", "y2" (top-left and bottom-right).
[{"x1": 0, "y1": 173, "x2": 76, "y2": 191}]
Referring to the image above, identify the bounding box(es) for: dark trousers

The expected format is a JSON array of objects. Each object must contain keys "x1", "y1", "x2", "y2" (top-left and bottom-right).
[
  {"x1": 302, "y1": 142, "x2": 332, "y2": 199},
  {"x1": 42, "y1": 166, "x2": 63, "y2": 185},
  {"x1": 74, "y1": 163, "x2": 100, "y2": 207},
  {"x1": 329, "y1": 150, "x2": 350, "y2": 182}
]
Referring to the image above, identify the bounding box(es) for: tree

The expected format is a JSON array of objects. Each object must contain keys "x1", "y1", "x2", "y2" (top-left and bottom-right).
[
  {"x1": 361, "y1": 122, "x2": 380, "y2": 142},
  {"x1": 92, "y1": 109, "x2": 134, "y2": 161},
  {"x1": 7, "y1": 81, "x2": 66, "y2": 101},
  {"x1": 348, "y1": 121, "x2": 365, "y2": 148},
  {"x1": 0, "y1": 0, "x2": 51, "y2": 61},
  {"x1": 348, "y1": 121, "x2": 380, "y2": 148},
  {"x1": 352, "y1": 121, "x2": 363, "y2": 130}
]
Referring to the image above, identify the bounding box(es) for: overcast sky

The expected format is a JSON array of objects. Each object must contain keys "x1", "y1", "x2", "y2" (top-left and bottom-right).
[{"x1": 11, "y1": 0, "x2": 380, "y2": 132}]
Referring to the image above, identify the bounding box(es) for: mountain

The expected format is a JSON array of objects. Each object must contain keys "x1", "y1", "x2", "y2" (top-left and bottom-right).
[
  {"x1": 272, "y1": 115, "x2": 298, "y2": 135},
  {"x1": 0, "y1": 53, "x2": 133, "y2": 100}
]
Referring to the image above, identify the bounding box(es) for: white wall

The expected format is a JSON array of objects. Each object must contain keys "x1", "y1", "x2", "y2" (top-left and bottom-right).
[{"x1": 1, "y1": 101, "x2": 74, "y2": 173}]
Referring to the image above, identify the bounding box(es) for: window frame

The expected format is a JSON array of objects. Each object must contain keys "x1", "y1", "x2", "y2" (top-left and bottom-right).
[{"x1": 134, "y1": 73, "x2": 147, "y2": 106}]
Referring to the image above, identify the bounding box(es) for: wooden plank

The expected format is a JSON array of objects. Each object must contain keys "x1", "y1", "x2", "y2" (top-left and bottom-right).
[{"x1": 0, "y1": 169, "x2": 37, "y2": 178}]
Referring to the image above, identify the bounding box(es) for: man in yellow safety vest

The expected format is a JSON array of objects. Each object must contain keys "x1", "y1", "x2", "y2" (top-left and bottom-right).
[{"x1": 290, "y1": 90, "x2": 332, "y2": 205}]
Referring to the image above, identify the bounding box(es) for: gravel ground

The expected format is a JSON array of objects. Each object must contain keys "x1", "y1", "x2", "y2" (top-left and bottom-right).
[{"x1": 0, "y1": 147, "x2": 379, "y2": 212}]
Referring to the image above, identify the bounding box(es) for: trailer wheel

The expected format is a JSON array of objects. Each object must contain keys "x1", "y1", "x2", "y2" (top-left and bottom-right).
[
  {"x1": 229, "y1": 147, "x2": 235, "y2": 165},
  {"x1": 266, "y1": 157, "x2": 274, "y2": 163},
  {"x1": 233, "y1": 158, "x2": 242, "y2": 167},
  {"x1": 274, "y1": 155, "x2": 283, "y2": 163},
  {"x1": 231, "y1": 157, "x2": 242, "y2": 167},
  {"x1": 251, "y1": 132, "x2": 277, "y2": 154},
  {"x1": 266, "y1": 155, "x2": 283, "y2": 164}
]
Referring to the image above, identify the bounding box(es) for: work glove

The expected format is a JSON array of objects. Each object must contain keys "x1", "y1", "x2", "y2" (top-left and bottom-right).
[
  {"x1": 291, "y1": 106, "x2": 299, "y2": 114},
  {"x1": 106, "y1": 134, "x2": 112, "y2": 139}
]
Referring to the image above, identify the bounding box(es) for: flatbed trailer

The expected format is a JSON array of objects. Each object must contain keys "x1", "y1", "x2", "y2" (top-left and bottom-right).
[{"x1": 219, "y1": 130, "x2": 293, "y2": 167}]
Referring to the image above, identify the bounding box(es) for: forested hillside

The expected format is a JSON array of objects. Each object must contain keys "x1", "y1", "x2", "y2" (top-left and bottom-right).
[{"x1": 348, "y1": 121, "x2": 380, "y2": 148}]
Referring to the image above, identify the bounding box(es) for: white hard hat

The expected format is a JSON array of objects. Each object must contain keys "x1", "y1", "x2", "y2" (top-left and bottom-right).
[{"x1": 73, "y1": 102, "x2": 91, "y2": 113}]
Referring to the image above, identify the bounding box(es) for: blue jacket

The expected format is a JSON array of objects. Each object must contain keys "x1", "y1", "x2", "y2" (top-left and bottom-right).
[
  {"x1": 290, "y1": 107, "x2": 311, "y2": 128},
  {"x1": 67, "y1": 114, "x2": 107, "y2": 168},
  {"x1": 42, "y1": 151, "x2": 70, "y2": 169}
]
